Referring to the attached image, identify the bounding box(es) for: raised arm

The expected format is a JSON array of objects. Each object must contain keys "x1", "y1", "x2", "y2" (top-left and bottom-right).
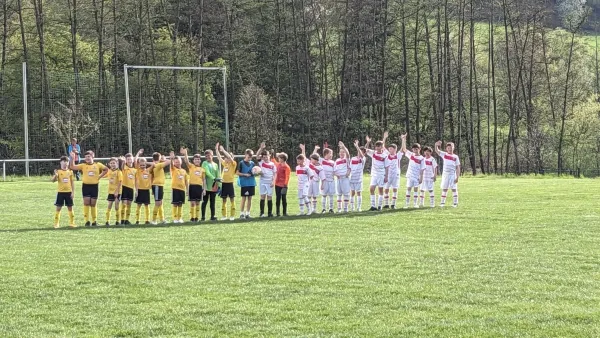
[
  {"x1": 312, "y1": 145, "x2": 321, "y2": 157},
  {"x1": 299, "y1": 144, "x2": 306, "y2": 157},
  {"x1": 169, "y1": 151, "x2": 175, "y2": 169},
  {"x1": 364, "y1": 136, "x2": 372, "y2": 150},
  {"x1": 434, "y1": 141, "x2": 442, "y2": 156},
  {"x1": 51, "y1": 169, "x2": 58, "y2": 182},
  {"x1": 400, "y1": 134, "x2": 408, "y2": 154},
  {"x1": 134, "y1": 149, "x2": 144, "y2": 167},
  {"x1": 382, "y1": 131, "x2": 389, "y2": 148},
  {"x1": 353, "y1": 140, "x2": 363, "y2": 157},
  {"x1": 214, "y1": 143, "x2": 224, "y2": 163},
  {"x1": 179, "y1": 147, "x2": 190, "y2": 167},
  {"x1": 219, "y1": 145, "x2": 234, "y2": 161},
  {"x1": 69, "y1": 152, "x2": 79, "y2": 171},
  {"x1": 256, "y1": 142, "x2": 266, "y2": 159}
]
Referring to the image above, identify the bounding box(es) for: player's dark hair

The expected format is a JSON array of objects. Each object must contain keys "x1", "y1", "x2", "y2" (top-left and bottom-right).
[
  {"x1": 359, "y1": 147, "x2": 366, "y2": 155},
  {"x1": 389, "y1": 143, "x2": 398, "y2": 150},
  {"x1": 278, "y1": 153, "x2": 288, "y2": 162},
  {"x1": 60, "y1": 156, "x2": 69, "y2": 162},
  {"x1": 193, "y1": 154, "x2": 202, "y2": 160},
  {"x1": 423, "y1": 146, "x2": 433, "y2": 153},
  {"x1": 124, "y1": 153, "x2": 133, "y2": 158},
  {"x1": 152, "y1": 152, "x2": 161, "y2": 161},
  {"x1": 296, "y1": 154, "x2": 305, "y2": 161},
  {"x1": 205, "y1": 149, "x2": 214, "y2": 156},
  {"x1": 259, "y1": 150, "x2": 268, "y2": 156},
  {"x1": 323, "y1": 148, "x2": 332, "y2": 156},
  {"x1": 109, "y1": 157, "x2": 118, "y2": 163},
  {"x1": 85, "y1": 150, "x2": 94, "y2": 157},
  {"x1": 375, "y1": 141, "x2": 384, "y2": 147},
  {"x1": 245, "y1": 149, "x2": 254, "y2": 156},
  {"x1": 310, "y1": 154, "x2": 320, "y2": 161},
  {"x1": 411, "y1": 143, "x2": 421, "y2": 149}
]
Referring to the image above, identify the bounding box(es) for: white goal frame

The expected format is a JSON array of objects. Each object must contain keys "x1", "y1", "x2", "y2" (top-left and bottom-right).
[{"x1": 123, "y1": 64, "x2": 230, "y2": 153}]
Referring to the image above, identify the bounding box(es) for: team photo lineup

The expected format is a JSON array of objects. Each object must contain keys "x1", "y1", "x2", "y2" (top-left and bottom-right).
[{"x1": 51, "y1": 132, "x2": 461, "y2": 228}]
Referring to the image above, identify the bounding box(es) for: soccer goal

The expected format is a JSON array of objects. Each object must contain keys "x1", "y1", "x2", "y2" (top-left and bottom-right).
[{"x1": 123, "y1": 64, "x2": 230, "y2": 155}]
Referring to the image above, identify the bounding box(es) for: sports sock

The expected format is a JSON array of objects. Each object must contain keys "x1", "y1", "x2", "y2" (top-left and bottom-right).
[
  {"x1": 304, "y1": 197, "x2": 311, "y2": 212},
  {"x1": 159, "y1": 205, "x2": 165, "y2": 221},
  {"x1": 190, "y1": 204, "x2": 195, "y2": 220},
  {"x1": 392, "y1": 191, "x2": 398, "y2": 207},
  {"x1": 120, "y1": 205, "x2": 125, "y2": 221},
  {"x1": 430, "y1": 192, "x2": 435, "y2": 207},
  {"x1": 299, "y1": 202, "x2": 305, "y2": 214},
  {"x1": 267, "y1": 200, "x2": 273, "y2": 215},
  {"x1": 136, "y1": 205, "x2": 141, "y2": 222},
  {"x1": 172, "y1": 205, "x2": 177, "y2": 220},
  {"x1": 337, "y1": 197, "x2": 342, "y2": 211},
  {"x1": 106, "y1": 209, "x2": 112, "y2": 223},
  {"x1": 329, "y1": 196, "x2": 334, "y2": 210},
  {"x1": 312, "y1": 198, "x2": 317, "y2": 211},
  {"x1": 441, "y1": 193, "x2": 447, "y2": 205},
  {"x1": 349, "y1": 197, "x2": 354, "y2": 211},
  {"x1": 343, "y1": 198, "x2": 349, "y2": 212},
  {"x1": 322, "y1": 196, "x2": 327, "y2": 211},
  {"x1": 419, "y1": 192, "x2": 425, "y2": 206},
  {"x1": 453, "y1": 192, "x2": 458, "y2": 205},
  {"x1": 406, "y1": 189, "x2": 411, "y2": 205},
  {"x1": 357, "y1": 196, "x2": 362, "y2": 211},
  {"x1": 383, "y1": 193, "x2": 389, "y2": 207},
  {"x1": 222, "y1": 201, "x2": 227, "y2": 217},
  {"x1": 152, "y1": 206, "x2": 159, "y2": 221},
  {"x1": 196, "y1": 205, "x2": 201, "y2": 219},
  {"x1": 370, "y1": 194, "x2": 375, "y2": 207},
  {"x1": 54, "y1": 211, "x2": 60, "y2": 226},
  {"x1": 84, "y1": 205, "x2": 90, "y2": 223},
  {"x1": 413, "y1": 192, "x2": 419, "y2": 206},
  {"x1": 126, "y1": 204, "x2": 132, "y2": 221},
  {"x1": 378, "y1": 195, "x2": 383, "y2": 209},
  {"x1": 91, "y1": 206, "x2": 98, "y2": 222},
  {"x1": 143, "y1": 205, "x2": 150, "y2": 221},
  {"x1": 230, "y1": 202, "x2": 236, "y2": 218},
  {"x1": 115, "y1": 207, "x2": 121, "y2": 223},
  {"x1": 260, "y1": 199, "x2": 265, "y2": 215}
]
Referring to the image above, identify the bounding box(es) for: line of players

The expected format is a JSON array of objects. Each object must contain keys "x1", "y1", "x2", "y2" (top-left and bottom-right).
[
  {"x1": 50, "y1": 132, "x2": 460, "y2": 228},
  {"x1": 293, "y1": 132, "x2": 461, "y2": 216}
]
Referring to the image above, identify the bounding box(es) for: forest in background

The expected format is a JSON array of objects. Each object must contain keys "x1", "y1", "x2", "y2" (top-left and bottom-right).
[{"x1": 1, "y1": 0, "x2": 600, "y2": 176}]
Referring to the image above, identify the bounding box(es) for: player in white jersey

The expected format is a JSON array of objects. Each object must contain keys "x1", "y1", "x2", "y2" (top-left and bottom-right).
[
  {"x1": 365, "y1": 131, "x2": 389, "y2": 211},
  {"x1": 334, "y1": 141, "x2": 351, "y2": 213},
  {"x1": 257, "y1": 148, "x2": 278, "y2": 217},
  {"x1": 300, "y1": 144, "x2": 325, "y2": 212},
  {"x1": 420, "y1": 146, "x2": 438, "y2": 207},
  {"x1": 295, "y1": 153, "x2": 314, "y2": 215},
  {"x1": 312, "y1": 145, "x2": 336, "y2": 213},
  {"x1": 435, "y1": 141, "x2": 461, "y2": 207},
  {"x1": 401, "y1": 134, "x2": 426, "y2": 208},
  {"x1": 349, "y1": 140, "x2": 366, "y2": 211},
  {"x1": 383, "y1": 144, "x2": 403, "y2": 209}
]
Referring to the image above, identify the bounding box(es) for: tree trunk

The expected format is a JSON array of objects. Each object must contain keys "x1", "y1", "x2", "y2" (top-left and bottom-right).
[
  {"x1": 558, "y1": 32, "x2": 577, "y2": 174},
  {"x1": 401, "y1": 0, "x2": 409, "y2": 137}
]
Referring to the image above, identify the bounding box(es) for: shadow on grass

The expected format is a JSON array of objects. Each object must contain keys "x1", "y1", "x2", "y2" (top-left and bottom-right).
[{"x1": 1, "y1": 207, "x2": 425, "y2": 233}]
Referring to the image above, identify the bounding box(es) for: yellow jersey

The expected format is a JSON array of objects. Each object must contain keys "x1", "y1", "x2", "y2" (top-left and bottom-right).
[
  {"x1": 187, "y1": 163, "x2": 205, "y2": 186},
  {"x1": 221, "y1": 160, "x2": 237, "y2": 183},
  {"x1": 136, "y1": 168, "x2": 152, "y2": 190},
  {"x1": 122, "y1": 165, "x2": 136, "y2": 189},
  {"x1": 107, "y1": 169, "x2": 123, "y2": 194},
  {"x1": 171, "y1": 167, "x2": 188, "y2": 191},
  {"x1": 56, "y1": 169, "x2": 74, "y2": 193},
  {"x1": 73, "y1": 162, "x2": 106, "y2": 184},
  {"x1": 152, "y1": 162, "x2": 167, "y2": 186}
]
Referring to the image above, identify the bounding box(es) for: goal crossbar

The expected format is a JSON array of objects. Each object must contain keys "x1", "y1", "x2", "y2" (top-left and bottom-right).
[{"x1": 123, "y1": 64, "x2": 229, "y2": 153}]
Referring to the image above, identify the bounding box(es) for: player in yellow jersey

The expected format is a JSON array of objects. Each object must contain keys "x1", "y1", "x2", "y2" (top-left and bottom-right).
[
  {"x1": 216, "y1": 143, "x2": 237, "y2": 221},
  {"x1": 70, "y1": 150, "x2": 108, "y2": 226},
  {"x1": 51, "y1": 156, "x2": 76, "y2": 228},
  {"x1": 99, "y1": 157, "x2": 123, "y2": 226},
  {"x1": 169, "y1": 151, "x2": 189, "y2": 223},
  {"x1": 119, "y1": 154, "x2": 137, "y2": 224},
  {"x1": 134, "y1": 158, "x2": 152, "y2": 224},
  {"x1": 180, "y1": 147, "x2": 206, "y2": 222},
  {"x1": 148, "y1": 150, "x2": 172, "y2": 224}
]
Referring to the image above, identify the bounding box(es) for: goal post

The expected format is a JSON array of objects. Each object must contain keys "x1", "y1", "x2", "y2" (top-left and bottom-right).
[{"x1": 123, "y1": 64, "x2": 230, "y2": 154}]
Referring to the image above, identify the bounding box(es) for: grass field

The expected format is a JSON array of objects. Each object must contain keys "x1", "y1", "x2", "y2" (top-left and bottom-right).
[{"x1": 1, "y1": 176, "x2": 599, "y2": 337}]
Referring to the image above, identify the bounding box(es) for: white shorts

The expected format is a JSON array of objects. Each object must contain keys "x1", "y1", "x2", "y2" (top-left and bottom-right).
[
  {"x1": 441, "y1": 173, "x2": 458, "y2": 190},
  {"x1": 350, "y1": 181, "x2": 363, "y2": 192},
  {"x1": 406, "y1": 177, "x2": 420, "y2": 188},
  {"x1": 308, "y1": 181, "x2": 321, "y2": 197},
  {"x1": 298, "y1": 184, "x2": 309, "y2": 199},
  {"x1": 385, "y1": 174, "x2": 400, "y2": 189},
  {"x1": 259, "y1": 183, "x2": 273, "y2": 196},
  {"x1": 336, "y1": 178, "x2": 351, "y2": 196},
  {"x1": 370, "y1": 175, "x2": 385, "y2": 188},
  {"x1": 321, "y1": 181, "x2": 336, "y2": 196},
  {"x1": 420, "y1": 179, "x2": 434, "y2": 192}
]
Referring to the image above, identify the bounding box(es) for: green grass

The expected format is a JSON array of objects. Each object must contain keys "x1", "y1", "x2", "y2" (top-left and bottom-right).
[{"x1": 1, "y1": 176, "x2": 599, "y2": 337}]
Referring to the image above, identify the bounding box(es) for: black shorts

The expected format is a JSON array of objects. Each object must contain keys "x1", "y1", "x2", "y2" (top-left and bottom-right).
[
  {"x1": 55, "y1": 192, "x2": 74, "y2": 207},
  {"x1": 82, "y1": 183, "x2": 99, "y2": 199},
  {"x1": 220, "y1": 182, "x2": 235, "y2": 199},
  {"x1": 189, "y1": 185, "x2": 204, "y2": 202},
  {"x1": 121, "y1": 186, "x2": 134, "y2": 201},
  {"x1": 240, "y1": 186, "x2": 255, "y2": 197},
  {"x1": 152, "y1": 185, "x2": 164, "y2": 202},
  {"x1": 107, "y1": 194, "x2": 121, "y2": 202},
  {"x1": 172, "y1": 189, "x2": 186, "y2": 205},
  {"x1": 135, "y1": 189, "x2": 151, "y2": 205}
]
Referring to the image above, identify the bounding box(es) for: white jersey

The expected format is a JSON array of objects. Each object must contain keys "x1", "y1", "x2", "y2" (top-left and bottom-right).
[
  {"x1": 319, "y1": 158, "x2": 335, "y2": 182},
  {"x1": 366, "y1": 149, "x2": 389, "y2": 177},
  {"x1": 309, "y1": 163, "x2": 325, "y2": 182},
  {"x1": 350, "y1": 156, "x2": 366, "y2": 183},
  {"x1": 385, "y1": 153, "x2": 403, "y2": 178},
  {"x1": 440, "y1": 151, "x2": 460, "y2": 174},
  {"x1": 404, "y1": 150, "x2": 426, "y2": 180},
  {"x1": 296, "y1": 165, "x2": 313, "y2": 187},
  {"x1": 423, "y1": 157, "x2": 438, "y2": 180},
  {"x1": 259, "y1": 160, "x2": 277, "y2": 183},
  {"x1": 334, "y1": 158, "x2": 350, "y2": 178}
]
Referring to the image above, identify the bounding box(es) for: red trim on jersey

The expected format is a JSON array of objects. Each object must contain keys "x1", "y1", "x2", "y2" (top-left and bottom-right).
[
  {"x1": 309, "y1": 164, "x2": 321, "y2": 173},
  {"x1": 444, "y1": 154, "x2": 456, "y2": 161},
  {"x1": 296, "y1": 169, "x2": 306, "y2": 175},
  {"x1": 372, "y1": 154, "x2": 385, "y2": 162},
  {"x1": 410, "y1": 156, "x2": 422, "y2": 164},
  {"x1": 322, "y1": 160, "x2": 334, "y2": 167},
  {"x1": 351, "y1": 159, "x2": 362, "y2": 165},
  {"x1": 388, "y1": 154, "x2": 398, "y2": 160},
  {"x1": 425, "y1": 161, "x2": 433, "y2": 166},
  {"x1": 261, "y1": 162, "x2": 275, "y2": 169},
  {"x1": 335, "y1": 159, "x2": 348, "y2": 165}
]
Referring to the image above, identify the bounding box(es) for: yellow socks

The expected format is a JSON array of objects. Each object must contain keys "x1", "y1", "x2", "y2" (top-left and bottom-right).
[
  {"x1": 152, "y1": 206, "x2": 159, "y2": 221},
  {"x1": 115, "y1": 207, "x2": 121, "y2": 223},
  {"x1": 126, "y1": 204, "x2": 132, "y2": 221},
  {"x1": 172, "y1": 205, "x2": 177, "y2": 220},
  {"x1": 230, "y1": 203, "x2": 236, "y2": 218},
  {"x1": 106, "y1": 209, "x2": 112, "y2": 223},
  {"x1": 136, "y1": 205, "x2": 141, "y2": 222},
  {"x1": 84, "y1": 205, "x2": 90, "y2": 223},
  {"x1": 144, "y1": 205, "x2": 150, "y2": 222},
  {"x1": 195, "y1": 205, "x2": 200, "y2": 219},
  {"x1": 159, "y1": 205, "x2": 165, "y2": 221},
  {"x1": 54, "y1": 211, "x2": 61, "y2": 227},
  {"x1": 120, "y1": 205, "x2": 126, "y2": 221},
  {"x1": 91, "y1": 206, "x2": 98, "y2": 222},
  {"x1": 222, "y1": 202, "x2": 227, "y2": 217},
  {"x1": 68, "y1": 210, "x2": 75, "y2": 226},
  {"x1": 190, "y1": 204, "x2": 195, "y2": 220}
]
